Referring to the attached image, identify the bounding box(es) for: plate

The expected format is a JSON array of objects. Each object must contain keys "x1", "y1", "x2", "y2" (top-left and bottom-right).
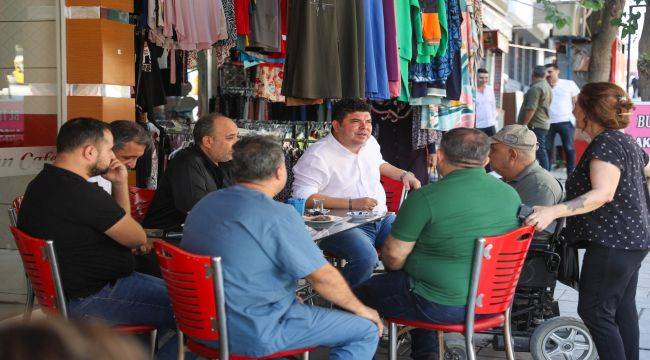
[
  {"x1": 347, "y1": 211, "x2": 372, "y2": 220},
  {"x1": 304, "y1": 215, "x2": 342, "y2": 226}
]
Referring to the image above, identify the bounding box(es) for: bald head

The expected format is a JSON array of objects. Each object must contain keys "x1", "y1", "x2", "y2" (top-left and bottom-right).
[{"x1": 194, "y1": 113, "x2": 239, "y2": 164}]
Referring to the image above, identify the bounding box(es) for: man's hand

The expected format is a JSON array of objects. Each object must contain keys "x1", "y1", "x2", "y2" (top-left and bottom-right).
[
  {"x1": 103, "y1": 159, "x2": 128, "y2": 185},
  {"x1": 132, "y1": 237, "x2": 155, "y2": 255},
  {"x1": 354, "y1": 305, "x2": 384, "y2": 337},
  {"x1": 351, "y1": 197, "x2": 378, "y2": 211},
  {"x1": 402, "y1": 173, "x2": 421, "y2": 191}
]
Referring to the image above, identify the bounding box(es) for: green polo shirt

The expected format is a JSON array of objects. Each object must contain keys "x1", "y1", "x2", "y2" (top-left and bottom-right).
[
  {"x1": 518, "y1": 79, "x2": 552, "y2": 130},
  {"x1": 391, "y1": 168, "x2": 521, "y2": 306}
]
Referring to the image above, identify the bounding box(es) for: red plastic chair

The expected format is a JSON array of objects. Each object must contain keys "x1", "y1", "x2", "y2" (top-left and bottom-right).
[
  {"x1": 381, "y1": 176, "x2": 408, "y2": 213},
  {"x1": 129, "y1": 187, "x2": 156, "y2": 223},
  {"x1": 9, "y1": 226, "x2": 158, "y2": 358},
  {"x1": 386, "y1": 226, "x2": 535, "y2": 360},
  {"x1": 153, "y1": 240, "x2": 317, "y2": 360}
]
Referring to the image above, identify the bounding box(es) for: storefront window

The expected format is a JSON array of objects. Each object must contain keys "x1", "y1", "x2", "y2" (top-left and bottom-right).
[{"x1": 0, "y1": 0, "x2": 62, "y2": 248}]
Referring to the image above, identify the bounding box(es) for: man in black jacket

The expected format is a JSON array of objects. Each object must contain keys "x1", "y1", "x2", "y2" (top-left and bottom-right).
[{"x1": 143, "y1": 113, "x2": 238, "y2": 231}]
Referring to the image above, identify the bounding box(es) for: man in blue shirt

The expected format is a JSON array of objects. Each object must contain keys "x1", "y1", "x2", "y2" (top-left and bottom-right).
[{"x1": 182, "y1": 136, "x2": 381, "y2": 359}]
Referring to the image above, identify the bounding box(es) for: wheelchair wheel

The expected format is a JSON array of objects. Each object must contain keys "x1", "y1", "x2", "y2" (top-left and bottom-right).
[
  {"x1": 443, "y1": 338, "x2": 467, "y2": 360},
  {"x1": 530, "y1": 316, "x2": 597, "y2": 360}
]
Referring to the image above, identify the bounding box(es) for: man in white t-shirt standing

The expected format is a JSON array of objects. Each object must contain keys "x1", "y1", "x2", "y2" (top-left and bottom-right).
[
  {"x1": 545, "y1": 63, "x2": 580, "y2": 175},
  {"x1": 292, "y1": 99, "x2": 421, "y2": 287},
  {"x1": 475, "y1": 68, "x2": 498, "y2": 136}
]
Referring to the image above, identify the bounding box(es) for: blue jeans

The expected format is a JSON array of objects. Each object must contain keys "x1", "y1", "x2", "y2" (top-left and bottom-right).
[
  {"x1": 319, "y1": 214, "x2": 395, "y2": 288},
  {"x1": 531, "y1": 127, "x2": 550, "y2": 170},
  {"x1": 199, "y1": 304, "x2": 379, "y2": 359},
  {"x1": 67, "y1": 272, "x2": 190, "y2": 360},
  {"x1": 546, "y1": 121, "x2": 576, "y2": 175},
  {"x1": 355, "y1": 271, "x2": 466, "y2": 360}
]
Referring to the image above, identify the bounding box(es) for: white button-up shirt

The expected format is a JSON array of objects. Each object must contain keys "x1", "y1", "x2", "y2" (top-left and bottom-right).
[
  {"x1": 475, "y1": 85, "x2": 497, "y2": 128},
  {"x1": 88, "y1": 175, "x2": 112, "y2": 194},
  {"x1": 292, "y1": 134, "x2": 388, "y2": 212}
]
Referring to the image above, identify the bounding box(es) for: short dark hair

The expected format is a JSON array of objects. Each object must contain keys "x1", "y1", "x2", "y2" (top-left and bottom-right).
[
  {"x1": 332, "y1": 99, "x2": 371, "y2": 122},
  {"x1": 110, "y1": 120, "x2": 151, "y2": 150},
  {"x1": 56, "y1": 117, "x2": 110, "y2": 153},
  {"x1": 231, "y1": 136, "x2": 285, "y2": 182},
  {"x1": 477, "y1": 68, "x2": 489, "y2": 74},
  {"x1": 440, "y1": 128, "x2": 490, "y2": 167},
  {"x1": 533, "y1": 65, "x2": 546, "y2": 78},
  {"x1": 193, "y1": 113, "x2": 227, "y2": 145},
  {"x1": 544, "y1": 63, "x2": 559, "y2": 70}
]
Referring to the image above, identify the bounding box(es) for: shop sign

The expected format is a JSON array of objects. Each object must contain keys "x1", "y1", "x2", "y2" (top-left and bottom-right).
[
  {"x1": 0, "y1": 97, "x2": 25, "y2": 145},
  {"x1": 625, "y1": 102, "x2": 650, "y2": 154},
  {"x1": 0, "y1": 146, "x2": 56, "y2": 177}
]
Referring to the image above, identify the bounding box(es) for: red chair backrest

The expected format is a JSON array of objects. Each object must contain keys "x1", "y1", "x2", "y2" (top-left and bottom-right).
[
  {"x1": 9, "y1": 226, "x2": 66, "y2": 317},
  {"x1": 474, "y1": 226, "x2": 534, "y2": 315},
  {"x1": 381, "y1": 176, "x2": 406, "y2": 213},
  {"x1": 129, "y1": 187, "x2": 156, "y2": 223},
  {"x1": 154, "y1": 240, "x2": 221, "y2": 341}
]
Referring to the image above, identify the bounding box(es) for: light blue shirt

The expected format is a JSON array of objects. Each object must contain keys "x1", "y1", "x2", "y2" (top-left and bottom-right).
[{"x1": 181, "y1": 186, "x2": 327, "y2": 356}]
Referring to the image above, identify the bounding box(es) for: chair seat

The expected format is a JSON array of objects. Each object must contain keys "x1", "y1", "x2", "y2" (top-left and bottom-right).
[
  {"x1": 187, "y1": 338, "x2": 317, "y2": 360},
  {"x1": 385, "y1": 314, "x2": 505, "y2": 333},
  {"x1": 113, "y1": 324, "x2": 157, "y2": 334}
]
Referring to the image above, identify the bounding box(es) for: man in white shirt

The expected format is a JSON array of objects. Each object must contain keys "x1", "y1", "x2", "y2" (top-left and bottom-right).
[
  {"x1": 88, "y1": 120, "x2": 151, "y2": 194},
  {"x1": 292, "y1": 99, "x2": 421, "y2": 287},
  {"x1": 545, "y1": 63, "x2": 580, "y2": 175},
  {"x1": 475, "y1": 68, "x2": 498, "y2": 136}
]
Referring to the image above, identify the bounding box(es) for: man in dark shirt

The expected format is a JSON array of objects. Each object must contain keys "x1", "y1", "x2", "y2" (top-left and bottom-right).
[
  {"x1": 518, "y1": 65, "x2": 553, "y2": 170},
  {"x1": 143, "y1": 113, "x2": 238, "y2": 230},
  {"x1": 17, "y1": 118, "x2": 178, "y2": 359}
]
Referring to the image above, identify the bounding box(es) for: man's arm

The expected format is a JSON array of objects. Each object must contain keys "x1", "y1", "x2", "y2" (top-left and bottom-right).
[
  {"x1": 381, "y1": 235, "x2": 416, "y2": 270},
  {"x1": 306, "y1": 194, "x2": 378, "y2": 211},
  {"x1": 105, "y1": 215, "x2": 147, "y2": 248},
  {"x1": 306, "y1": 263, "x2": 383, "y2": 335},
  {"x1": 103, "y1": 159, "x2": 131, "y2": 214},
  {"x1": 519, "y1": 87, "x2": 541, "y2": 126},
  {"x1": 380, "y1": 163, "x2": 421, "y2": 190},
  {"x1": 519, "y1": 109, "x2": 536, "y2": 126}
]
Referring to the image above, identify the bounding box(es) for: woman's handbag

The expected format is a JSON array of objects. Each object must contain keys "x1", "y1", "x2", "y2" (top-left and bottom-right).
[{"x1": 556, "y1": 227, "x2": 581, "y2": 291}]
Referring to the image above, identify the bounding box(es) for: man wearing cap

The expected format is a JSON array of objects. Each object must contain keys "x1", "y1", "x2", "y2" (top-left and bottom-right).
[
  {"x1": 518, "y1": 65, "x2": 553, "y2": 170},
  {"x1": 489, "y1": 124, "x2": 563, "y2": 240}
]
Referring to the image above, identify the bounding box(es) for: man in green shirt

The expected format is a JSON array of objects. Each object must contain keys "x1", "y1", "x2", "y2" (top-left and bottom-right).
[
  {"x1": 518, "y1": 65, "x2": 553, "y2": 170},
  {"x1": 355, "y1": 128, "x2": 521, "y2": 359}
]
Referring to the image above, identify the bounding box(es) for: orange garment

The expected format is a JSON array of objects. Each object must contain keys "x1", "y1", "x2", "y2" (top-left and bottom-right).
[{"x1": 422, "y1": 13, "x2": 441, "y2": 46}]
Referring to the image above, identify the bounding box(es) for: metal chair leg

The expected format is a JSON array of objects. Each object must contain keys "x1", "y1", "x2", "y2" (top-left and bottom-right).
[
  {"x1": 503, "y1": 308, "x2": 515, "y2": 360},
  {"x1": 300, "y1": 351, "x2": 310, "y2": 360},
  {"x1": 465, "y1": 327, "x2": 476, "y2": 360},
  {"x1": 24, "y1": 277, "x2": 34, "y2": 321},
  {"x1": 177, "y1": 330, "x2": 185, "y2": 360},
  {"x1": 388, "y1": 322, "x2": 398, "y2": 360},
  {"x1": 149, "y1": 329, "x2": 157, "y2": 360},
  {"x1": 437, "y1": 331, "x2": 445, "y2": 360}
]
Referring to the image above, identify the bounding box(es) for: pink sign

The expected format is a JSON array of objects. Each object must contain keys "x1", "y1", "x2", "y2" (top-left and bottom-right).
[{"x1": 625, "y1": 102, "x2": 650, "y2": 155}]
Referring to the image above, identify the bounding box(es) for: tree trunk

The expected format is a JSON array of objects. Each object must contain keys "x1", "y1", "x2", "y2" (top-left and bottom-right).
[
  {"x1": 638, "y1": 5, "x2": 650, "y2": 100},
  {"x1": 588, "y1": 0, "x2": 626, "y2": 82}
]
